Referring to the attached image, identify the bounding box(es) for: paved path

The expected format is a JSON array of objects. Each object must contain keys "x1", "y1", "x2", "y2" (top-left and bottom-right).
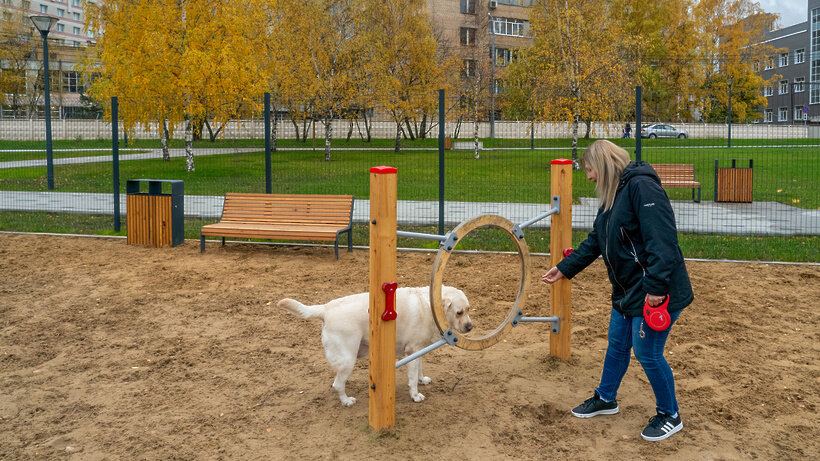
[{"x1": 2, "y1": 191, "x2": 817, "y2": 235}]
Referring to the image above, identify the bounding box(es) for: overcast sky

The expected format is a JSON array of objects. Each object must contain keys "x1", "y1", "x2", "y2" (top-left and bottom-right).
[{"x1": 757, "y1": 0, "x2": 807, "y2": 28}]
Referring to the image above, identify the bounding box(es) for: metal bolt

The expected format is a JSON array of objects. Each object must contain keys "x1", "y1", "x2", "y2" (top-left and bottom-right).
[{"x1": 371, "y1": 220, "x2": 376, "y2": 225}]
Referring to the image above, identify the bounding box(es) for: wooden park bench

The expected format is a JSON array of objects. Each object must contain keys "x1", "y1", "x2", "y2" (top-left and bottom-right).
[
  {"x1": 200, "y1": 193, "x2": 354, "y2": 258},
  {"x1": 650, "y1": 163, "x2": 701, "y2": 203}
]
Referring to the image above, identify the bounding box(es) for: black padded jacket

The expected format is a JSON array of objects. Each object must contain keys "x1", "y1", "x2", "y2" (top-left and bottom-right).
[{"x1": 556, "y1": 161, "x2": 694, "y2": 317}]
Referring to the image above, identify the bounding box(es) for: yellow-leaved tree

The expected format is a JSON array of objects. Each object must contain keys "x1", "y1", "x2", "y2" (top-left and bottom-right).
[
  {"x1": 514, "y1": 0, "x2": 630, "y2": 167},
  {"x1": 694, "y1": 0, "x2": 778, "y2": 122},
  {"x1": 83, "y1": 0, "x2": 270, "y2": 171},
  {"x1": 279, "y1": 0, "x2": 365, "y2": 161},
  {"x1": 366, "y1": 0, "x2": 444, "y2": 151}
]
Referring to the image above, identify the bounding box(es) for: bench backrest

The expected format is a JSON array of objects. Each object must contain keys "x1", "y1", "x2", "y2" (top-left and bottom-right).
[
  {"x1": 220, "y1": 193, "x2": 354, "y2": 226},
  {"x1": 650, "y1": 163, "x2": 695, "y2": 181}
]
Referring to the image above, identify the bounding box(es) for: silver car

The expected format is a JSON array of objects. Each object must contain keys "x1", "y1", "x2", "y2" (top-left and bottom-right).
[{"x1": 640, "y1": 123, "x2": 688, "y2": 139}]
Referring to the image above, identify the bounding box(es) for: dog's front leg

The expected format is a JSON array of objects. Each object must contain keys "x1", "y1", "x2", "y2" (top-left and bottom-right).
[
  {"x1": 416, "y1": 359, "x2": 432, "y2": 386},
  {"x1": 406, "y1": 358, "x2": 425, "y2": 402}
]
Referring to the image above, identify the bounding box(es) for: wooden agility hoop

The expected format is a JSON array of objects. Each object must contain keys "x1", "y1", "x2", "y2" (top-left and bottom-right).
[{"x1": 429, "y1": 214, "x2": 530, "y2": 351}]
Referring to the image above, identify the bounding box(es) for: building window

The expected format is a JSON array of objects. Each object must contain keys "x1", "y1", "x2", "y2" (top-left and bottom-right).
[
  {"x1": 62, "y1": 71, "x2": 83, "y2": 93},
  {"x1": 73, "y1": 41, "x2": 80, "y2": 47},
  {"x1": 39, "y1": 5, "x2": 47, "y2": 13},
  {"x1": 57, "y1": 9, "x2": 64, "y2": 17},
  {"x1": 795, "y1": 77, "x2": 805, "y2": 92},
  {"x1": 72, "y1": 0, "x2": 80, "y2": 6},
  {"x1": 764, "y1": 86, "x2": 773, "y2": 96},
  {"x1": 56, "y1": 23, "x2": 64, "y2": 32},
  {"x1": 460, "y1": 27, "x2": 476, "y2": 46},
  {"x1": 22, "y1": 1, "x2": 30, "y2": 9},
  {"x1": 795, "y1": 48, "x2": 805, "y2": 64},
  {"x1": 490, "y1": 17, "x2": 528, "y2": 37},
  {"x1": 73, "y1": 13, "x2": 80, "y2": 21},
  {"x1": 780, "y1": 52, "x2": 788, "y2": 67},
  {"x1": 764, "y1": 109, "x2": 773, "y2": 122},
  {"x1": 460, "y1": 0, "x2": 475, "y2": 14},
  {"x1": 794, "y1": 106, "x2": 807, "y2": 121},
  {"x1": 493, "y1": 48, "x2": 514, "y2": 66},
  {"x1": 778, "y1": 107, "x2": 788, "y2": 121},
  {"x1": 764, "y1": 56, "x2": 774, "y2": 70},
  {"x1": 73, "y1": 27, "x2": 80, "y2": 35},
  {"x1": 463, "y1": 59, "x2": 476, "y2": 77},
  {"x1": 779, "y1": 80, "x2": 789, "y2": 94}
]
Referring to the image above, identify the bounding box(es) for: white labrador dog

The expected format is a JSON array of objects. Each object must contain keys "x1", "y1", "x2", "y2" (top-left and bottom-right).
[{"x1": 278, "y1": 286, "x2": 473, "y2": 406}]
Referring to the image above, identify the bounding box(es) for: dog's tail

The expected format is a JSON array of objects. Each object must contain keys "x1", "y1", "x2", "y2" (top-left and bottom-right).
[{"x1": 277, "y1": 298, "x2": 325, "y2": 320}]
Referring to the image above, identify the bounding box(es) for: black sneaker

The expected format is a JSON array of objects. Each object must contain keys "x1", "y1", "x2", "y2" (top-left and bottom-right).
[
  {"x1": 571, "y1": 391, "x2": 619, "y2": 418},
  {"x1": 641, "y1": 412, "x2": 683, "y2": 441}
]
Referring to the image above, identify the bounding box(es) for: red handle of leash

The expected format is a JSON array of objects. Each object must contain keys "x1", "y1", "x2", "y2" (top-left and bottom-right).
[{"x1": 643, "y1": 295, "x2": 671, "y2": 331}]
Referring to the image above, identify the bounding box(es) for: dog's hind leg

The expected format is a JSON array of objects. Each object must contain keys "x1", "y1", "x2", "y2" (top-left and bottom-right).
[
  {"x1": 406, "y1": 359, "x2": 426, "y2": 402},
  {"x1": 416, "y1": 359, "x2": 432, "y2": 386},
  {"x1": 323, "y1": 335, "x2": 360, "y2": 407}
]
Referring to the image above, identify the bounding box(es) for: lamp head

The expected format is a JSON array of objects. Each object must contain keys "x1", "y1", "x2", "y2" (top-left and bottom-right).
[{"x1": 30, "y1": 15, "x2": 58, "y2": 35}]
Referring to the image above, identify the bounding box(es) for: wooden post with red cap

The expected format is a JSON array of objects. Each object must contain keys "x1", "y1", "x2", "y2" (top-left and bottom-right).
[
  {"x1": 550, "y1": 159, "x2": 573, "y2": 360},
  {"x1": 368, "y1": 166, "x2": 397, "y2": 430}
]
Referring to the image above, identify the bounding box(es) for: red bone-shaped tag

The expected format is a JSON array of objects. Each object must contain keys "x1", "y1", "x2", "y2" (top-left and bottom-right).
[{"x1": 381, "y1": 282, "x2": 398, "y2": 321}]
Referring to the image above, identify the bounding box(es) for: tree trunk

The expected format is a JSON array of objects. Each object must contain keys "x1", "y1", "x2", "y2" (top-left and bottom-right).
[
  {"x1": 395, "y1": 123, "x2": 401, "y2": 152},
  {"x1": 571, "y1": 114, "x2": 580, "y2": 170},
  {"x1": 271, "y1": 111, "x2": 277, "y2": 152},
  {"x1": 291, "y1": 118, "x2": 301, "y2": 142},
  {"x1": 161, "y1": 119, "x2": 170, "y2": 162},
  {"x1": 474, "y1": 77, "x2": 480, "y2": 159},
  {"x1": 584, "y1": 118, "x2": 592, "y2": 139},
  {"x1": 404, "y1": 118, "x2": 416, "y2": 140},
  {"x1": 324, "y1": 118, "x2": 332, "y2": 161},
  {"x1": 185, "y1": 118, "x2": 195, "y2": 172},
  {"x1": 346, "y1": 118, "x2": 353, "y2": 142}
]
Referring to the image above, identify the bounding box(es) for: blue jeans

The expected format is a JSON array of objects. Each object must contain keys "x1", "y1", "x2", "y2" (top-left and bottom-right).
[{"x1": 596, "y1": 309, "x2": 682, "y2": 416}]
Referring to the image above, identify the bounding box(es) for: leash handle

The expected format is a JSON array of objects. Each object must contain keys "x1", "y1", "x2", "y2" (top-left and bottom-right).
[{"x1": 643, "y1": 294, "x2": 670, "y2": 331}]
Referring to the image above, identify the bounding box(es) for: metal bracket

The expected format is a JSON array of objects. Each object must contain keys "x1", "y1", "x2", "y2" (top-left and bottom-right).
[
  {"x1": 441, "y1": 232, "x2": 459, "y2": 252},
  {"x1": 513, "y1": 311, "x2": 560, "y2": 334}
]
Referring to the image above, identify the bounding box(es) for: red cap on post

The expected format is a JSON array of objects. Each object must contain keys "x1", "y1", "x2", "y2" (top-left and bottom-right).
[
  {"x1": 370, "y1": 166, "x2": 397, "y2": 174},
  {"x1": 551, "y1": 159, "x2": 573, "y2": 165}
]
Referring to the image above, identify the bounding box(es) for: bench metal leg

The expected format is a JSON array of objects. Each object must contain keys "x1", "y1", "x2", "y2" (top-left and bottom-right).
[
  {"x1": 334, "y1": 239, "x2": 339, "y2": 259},
  {"x1": 221, "y1": 237, "x2": 225, "y2": 246},
  {"x1": 200, "y1": 235, "x2": 205, "y2": 252},
  {"x1": 694, "y1": 187, "x2": 701, "y2": 203},
  {"x1": 347, "y1": 229, "x2": 353, "y2": 253}
]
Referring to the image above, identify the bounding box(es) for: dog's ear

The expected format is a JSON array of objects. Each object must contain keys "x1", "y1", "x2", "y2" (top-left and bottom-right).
[{"x1": 442, "y1": 298, "x2": 452, "y2": 312}]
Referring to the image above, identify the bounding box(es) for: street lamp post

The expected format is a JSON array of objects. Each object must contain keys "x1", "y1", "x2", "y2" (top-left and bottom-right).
[
  {"x1": 488, "y1": 13, "x2": 495, "y2": 140},
  {"x1": 30, "y1": 15, "x2": 58, "y2": 190},
  {"x1": 727, "y1": 76, "x2": 733, "y2": 148}
]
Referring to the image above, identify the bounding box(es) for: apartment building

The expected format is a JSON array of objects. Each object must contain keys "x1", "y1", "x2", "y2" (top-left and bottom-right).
[
  {"x1": 426, "y1": 0, "x2": 533, "y2": 98},
  {"x1": 759, "y1": 0, "x2": 820, "y2": 124},
  {"x1": 1, "y1": 0, "x2": 96, "y2": 118}
]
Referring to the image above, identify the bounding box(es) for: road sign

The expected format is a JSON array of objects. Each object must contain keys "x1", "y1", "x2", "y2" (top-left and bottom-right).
[{"x1": 803, "y1": 106, "x2": 809, "y2": 114}]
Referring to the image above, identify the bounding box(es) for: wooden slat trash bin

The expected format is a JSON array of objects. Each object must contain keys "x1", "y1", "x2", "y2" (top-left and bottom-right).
[
  {"x1": 126, "y1": 179, "x2": 184, "y2": 247},
  {"x1": 715, "y1": 159, "x2": 753, "y2": 203}
]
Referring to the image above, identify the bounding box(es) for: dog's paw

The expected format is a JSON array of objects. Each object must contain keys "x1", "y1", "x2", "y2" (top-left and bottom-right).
[
  {"x1": 420, "y1": 376, "x2": 432, "y2": 385},
  {"x1": 411, "y1": 392, "x2": 425, "y2": 402},
  {"x1": 340, "y1": 396, "x2": 357, "y2": 407}
]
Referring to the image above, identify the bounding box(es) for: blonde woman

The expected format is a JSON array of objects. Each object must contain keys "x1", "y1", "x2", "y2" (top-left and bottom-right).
[{"x1": 542, "y1": 140, "x2": 693, "y2": 442}]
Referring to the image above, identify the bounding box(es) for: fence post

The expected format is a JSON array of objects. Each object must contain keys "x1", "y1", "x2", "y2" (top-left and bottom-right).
[
  {"x1": 369, "y1": 166, "x2": 397, "y2": 430},
  {"x1": 112, "y1": 97, "x2": 121, "y2": 232},
  {"x1": 438, "y1": 89, "x2": 445, "y2": 236},
  {"x1": 265, "y1": 93, "x2": 272, "y2": 194},
  {"x1": 635, "y1": 86, "x2": 642, "y2": 162},
  {"x1": 550, "y1": 159, "x2": 573, "y2": 360}
]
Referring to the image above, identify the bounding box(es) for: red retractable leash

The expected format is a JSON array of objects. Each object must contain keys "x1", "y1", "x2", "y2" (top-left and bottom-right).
[{"x1": 643, "y1": 295, "x2": 671, "y2": 331}]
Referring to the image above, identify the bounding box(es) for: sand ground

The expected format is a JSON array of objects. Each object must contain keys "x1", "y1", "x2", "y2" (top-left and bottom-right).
[{"x1": 1, "y1": 233, "x2": 818, "y2": 460}]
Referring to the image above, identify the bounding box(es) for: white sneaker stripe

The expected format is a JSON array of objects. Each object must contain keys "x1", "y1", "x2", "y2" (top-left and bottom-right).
[{"x1": 662, "y1": 422, "x2": 674, "y2": 432}]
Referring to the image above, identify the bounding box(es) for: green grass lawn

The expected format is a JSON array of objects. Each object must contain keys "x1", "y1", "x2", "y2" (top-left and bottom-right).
[
  {"x1": 1, "y1": 142, "x2": 817, "y2": 208},
  {"x1": 1, "y1": 213, "x2": 817, "y2": 262}
]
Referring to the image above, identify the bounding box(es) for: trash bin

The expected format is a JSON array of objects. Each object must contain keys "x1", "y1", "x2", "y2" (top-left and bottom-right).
[
  {"x1": 126, "y1": 179, "x2": 184, "y2": 247},
  {"x1": 714, "y1": 159, "x2": 753, "y2": 203}
]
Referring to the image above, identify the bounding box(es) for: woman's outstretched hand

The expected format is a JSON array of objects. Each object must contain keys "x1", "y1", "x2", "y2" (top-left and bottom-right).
[{"x1": 541, "y1": 267, "x2": 565, "y2": 284}]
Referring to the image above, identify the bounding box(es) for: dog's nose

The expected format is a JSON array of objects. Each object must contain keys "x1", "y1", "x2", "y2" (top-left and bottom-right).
[{"x1": 464, "y1": 322, "x2": 473, "y2": 332}]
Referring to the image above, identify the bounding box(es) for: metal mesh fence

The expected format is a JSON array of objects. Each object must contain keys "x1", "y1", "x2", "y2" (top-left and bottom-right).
[{"x1": 1, "y1": 89, "x2": 818, "y2": 260}]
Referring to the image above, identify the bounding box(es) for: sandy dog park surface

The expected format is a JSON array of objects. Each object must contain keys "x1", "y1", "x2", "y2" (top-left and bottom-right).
[{"x1": 1, "y1": 233, "x2": 818, "y2": 460}]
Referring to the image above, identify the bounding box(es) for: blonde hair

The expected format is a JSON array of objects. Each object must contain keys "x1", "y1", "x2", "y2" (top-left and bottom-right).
[{"x1": 582, "y1": 140, "x2": 631, "y2": 211}]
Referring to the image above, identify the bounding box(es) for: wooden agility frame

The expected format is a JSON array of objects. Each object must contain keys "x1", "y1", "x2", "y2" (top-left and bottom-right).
[{"x1": 368, "y1": 159, "x2": 573, "y2": 430}]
